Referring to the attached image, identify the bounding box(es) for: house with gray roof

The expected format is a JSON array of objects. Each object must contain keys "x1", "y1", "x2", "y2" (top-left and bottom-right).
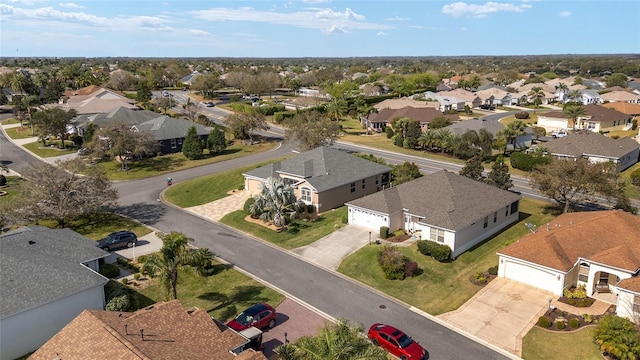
[
  {"x1": 541, "y1": 130, "x2": 639, "y2": 172},
  {"x1": 243, "y1": 146, "x2": 392, "y2": 212},
  {"x1": 133, "y1": 116, "x2": 211, "y2": 154},
  {"x1": 0, "y1": 226, "x2": 109, "y2": 360},
  {"x1": 445, "y1": 118, "x2": 534, "y2": 151},
  {"x1": 74, "y1": 106, "x2": 160, "y2": 136},
  {"x1": 346, "y1": 170, "x2": 521, "y2": 258}
]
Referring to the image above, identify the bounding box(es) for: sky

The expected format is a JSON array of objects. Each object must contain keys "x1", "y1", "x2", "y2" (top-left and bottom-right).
[{"x1": 1, "y1": 0, "x2": 639, "y2": 58}]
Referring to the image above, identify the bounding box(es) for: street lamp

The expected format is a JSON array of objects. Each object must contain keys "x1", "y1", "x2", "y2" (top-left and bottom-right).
[{"x1": 369, "y1": 231, "x2": 372, "y2": 245}]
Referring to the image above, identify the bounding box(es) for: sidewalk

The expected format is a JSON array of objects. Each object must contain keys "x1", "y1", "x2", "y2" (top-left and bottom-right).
[{"x1": 1, "y1": 121, "x2": 78, "y2": 165}]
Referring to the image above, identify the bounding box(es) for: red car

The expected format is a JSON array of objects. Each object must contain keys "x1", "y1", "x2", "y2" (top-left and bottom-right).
[
  {"x1": 368, "y1": 323, "x2": 426, "y2": 360},
  {"x1": 227, "y1": 303, "x2": 277, "y2": 332}
]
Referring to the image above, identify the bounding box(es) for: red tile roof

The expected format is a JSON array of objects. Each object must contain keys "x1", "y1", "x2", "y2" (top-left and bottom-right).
[
  {"x1": 602, "y1": 102, "x2": 640, "y2": 116},
  {"x1": 498, "y1": 210, "x2": 640, "y2": 273}
]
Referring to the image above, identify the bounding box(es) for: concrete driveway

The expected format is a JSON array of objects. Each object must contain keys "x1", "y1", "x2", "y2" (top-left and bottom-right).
[
  {"x1": 290, "y1": 225, "x2": 372, "y2": 270},
  {"x1": 438, "y1": 277, "x2": 552, "y2": 356}
]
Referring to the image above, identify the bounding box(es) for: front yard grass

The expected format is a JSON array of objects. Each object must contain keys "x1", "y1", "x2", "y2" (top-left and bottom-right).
[
  {"x1": 219, "y1": 207, "x2": 348, "y2": 249},
  {"x1": 4, "y1": 126, "x2": 38, "y2": 140},
  {"x1": 621, "y1": 162, "x2": 640, "y2": 199},
  {"x1": 35, "y1": 212, "x2": 152, "y2": 241},
  {"x1": 23, "y1": 141, "x2": 76, "y2": 157},
  {"x1": 136, "y1": 261, "x2": 285, "y2": 322},
  {"x1": 338, "y1": 198, "x2": 559, "y2": 315},
  {"x1": 521, "y1": 326, "x2": 601, "y2": 360}
]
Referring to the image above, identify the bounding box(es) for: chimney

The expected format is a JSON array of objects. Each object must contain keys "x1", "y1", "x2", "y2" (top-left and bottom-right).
[{"x1": 140, "y1": 329, "x2": 144, "y2": 341}]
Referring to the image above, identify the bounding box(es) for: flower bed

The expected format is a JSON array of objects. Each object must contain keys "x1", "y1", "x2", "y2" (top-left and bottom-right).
[{"x1": 536, "y1": 306, "x2": 616, "y2": 332}]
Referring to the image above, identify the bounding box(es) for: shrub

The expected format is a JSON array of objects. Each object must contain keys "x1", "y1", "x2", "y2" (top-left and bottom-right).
[
  {"x1": 99, "y1": 263, "x2": 121, "y2": 278},
  {"x1": 473, "y1": 272, "x2": 487, "y2": 283},
  {"x1": 393, "y1": 229, "x2": 406, "y2": 237},
  {"x1": 133, "y1": 273, "x2": 141, "y2": 281},
  {"x1": 510, "y1": 152, "x2": 552, "y2": 171},
  {"x1": 404, "y1": 260, "x2": 418, "y2": 277},
  {"x1": 583, "y1": 314, "x2": 593, "y2": 324},
  {"x1": 274, "y1": 111, "x2": 296, "y2": 124},
  {"x1": 0, "y1": 174, "x2": 6, "y2": 187},
  {"x1": 569, "y1": 318, "x2": 580, "y2": 329},
  {"x1": 593, "y1": 315, "x2": 640, "y2": 358},
  {"x1": 255, "y1": 104, "x2": 285, "y2": 116},
  {"x1": 307, "y1": 204, "x2": 315, "y2": 214},
  {"x1": 341, "y1": 215, "x2": 348, "y2": 224},
  {"x1": 104, "y1": 280, "x2": 140, "y2": 312},
  {"x1": 431, "y1": 243, "x2": 451, "y2": 262},
  {"x1": 488, "y1": 265, "x2": 498, "y2": 275},
  {"x1": 416, "y1": 240, "x2": 432, "y2": 255},
  {"x1": 555, "y1": 321, "x2": 566, "y2": 330},
  {"x1": 380, "y1": 226, "x2": 389, "y2": 239},
  {"x1": 378, "y1": 246, "x2": 406, "y2": 280},
  {"x1": 514, "y1": 111, "x2": 530, "y2": 119},
  {"x1": 630, "y1": 168, "x2": 640, "y2": 187},
  {"x1": 121, "y1": 278, "x2": 129, "y2": 285},
  {"x1": 244, "y1": 197, "x2": 256, "y2": 214},
  {"x1": 237, "y1": 184, "x2": 245, "y2": 191},
  {"x1": 385, "y1": 127, "x2": 394, "y2": 139},
  {"x1": 136, "y1": 255, "x2": 148, "y2": 264},
  {"x1": 537, "y1": 316, "x2": 552, "y2": 328}
]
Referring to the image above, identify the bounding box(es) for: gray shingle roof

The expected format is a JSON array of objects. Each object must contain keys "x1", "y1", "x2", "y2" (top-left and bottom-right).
[
  {"x1": 544, "y1": 130, "x2": 640, "y2": 158},
  {"x1": 346, "y1": 170, "x2": 521, "y2": 231},
  {"x1": 134, "y1": 116, "x2": 211, "y2": 141},
  {"x1": 76, "y1": 107, "x2": 162, "y2": 129},
  {"x1": 243, "y1": 147, "x2": 392, "y2": 192},
  {"x1": 0, "y1": 226, "x2": 109, "y2": 318},
  {"x1": 446, "y1": 118, "x2": 534, "y2": 136}
]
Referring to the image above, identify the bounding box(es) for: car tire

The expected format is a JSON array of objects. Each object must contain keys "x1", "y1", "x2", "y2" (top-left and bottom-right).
[
  {"x1": 126, "y1": 242, "x2": 134, "y2": 248},
  {"x1": 372, "y1": 339, "x2": 379, "y2": 346},
  {"x1": 401, "y1": 356, "x2": 408, "y2": 360},
  {"x1": 268, "y1": 319, "x2": 276, "y2": 329}
]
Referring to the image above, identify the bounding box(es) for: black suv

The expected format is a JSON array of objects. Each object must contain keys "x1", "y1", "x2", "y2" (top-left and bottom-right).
[{"x1": 97, "y1": 231, "x2": 138, "y2": 251}]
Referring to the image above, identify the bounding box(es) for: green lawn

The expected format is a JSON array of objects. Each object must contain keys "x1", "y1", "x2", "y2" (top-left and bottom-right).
[
  {"x1": 136, "y1": 261, "x2": 285, "y2": 322},
  {"x1": 522, "y1": 326, "x2": 601, "y2": 360},
  {"x1": 4, "y1": 126, "x2": 38, "y2": 140},
  {"x1": 23, "y1": 141, "x2": 76, "y2": 157},
  {"x1": 1, "y1": 117, "x2": 20, "y2": 125},
  {"x1": 220, "y1": 207, "x2": 348, "y2": 249},
  {"x1": 34, "y1": 212, "x2": 152, "y2": 241},
  {"x1": 499, "y1": 114, "x2": 541, "y2": 127},
  {"x1": 95, "y1": 140, "x2": 279, "y2": 181},
  {"x1": 621, "y1": 162, "x2": 640, "y2": 199},
  {"x1": 338, "y1": 198, "x2": 559, "y2": 315},
  {"x1": 0, "y1": 176, "x2": 23, "y2": 204}
]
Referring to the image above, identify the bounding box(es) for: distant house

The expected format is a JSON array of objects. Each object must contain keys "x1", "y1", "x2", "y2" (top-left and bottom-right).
[
  {"x1": 363, "y1": 106, "x2": 459, "y2": 132},
  {"x1": 297, "y1": 87, "x2": 327, "y2": 98},
  {"x1": 55, "y1": 85, "x2": 137, "y2": 115},
  {"x1": 346, "y1": 170, "x2": 521, "y2": 258},
  {"x1": 30, "y1": 300, "x2": 267, "y2": 360},
  {"x1": 445, "y1": 118, "x2": 533, "y2": 150},
  {"x1": 540, "y1": 130, "x2": 639, "y2": 172},
  {"x1": 419, "y1": 91, "x2": 465, "y2": 112},
  {"x1": 243, "y1": 146, "x2": 392, "y2": 213},
  {"x1": 497, "y1": 210, "x2": 640, "y2": 321},
  {"x1": 537, "y1": 104, "x2": 631, "y2": 133},
  {"x1": 601, "y1": 90, "x2": 640, "y2": 104},
  {"x1": 602, "y1": 101, "x2": 640, "y2": 117},
  {"x1": 133, "y1": 116, "x2": 211, "y2": 154},
  {"x1": 181, "y1": 71, "x2": 201, "y2": 86},
  {"x1": 0, "y1": 226, "x2": 109, "y2": 360},
  {"x1": 373, "y1": 97, "x2": 434, "y2": 111},
  {"x1": 474, "y1": 88, "x2": 512, "y2": 107},
  {"x1": 437, "y1": 89, "x2": 482, "y2": 109}
]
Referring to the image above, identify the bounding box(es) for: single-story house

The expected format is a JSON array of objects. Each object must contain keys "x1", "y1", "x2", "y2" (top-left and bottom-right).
[
  {"x1": 419, "y1": 91, "x2": 466, "y2": 112},
  {"x1": 362, "y1": 106, "x2": 459, "y2": 132},
  {"x1": 55, "y1": 85, "x2": 137, "y2": 115},
  {"x1": 497, "y1": 210, "x2": 640, "y2": 320},
  {"x1": 243, "y1": 146, "x2": 392, "y2": 213},
  {"x1": 602, "y1": 102, "x2": 640, "y2": 117},
  {"x1": 445, "y1": 118, "x2": 534, "y2": 150},
  {"x1": 133, "y1": 116, "x2": 211, "y2": 155},
  {"x1": 437, "y1": 89, "x2": 482, "y2": 109},
  {"x1": 537, "y1": 104, "x2": 631, "y2": 133},
  {"x1": 74, "y1": 106, "x2": 161, "y2": 137},
  {"x1": 601, "y1": 90, "x2": 640, "y2": 104},
  {"x1": 30, "y1": 300, "x2": 267, "y2": 360},
  {"x1": 297, "y1": 87, "x2": 328, "y2": 98},
  {"x1": 181, "y1": 71, "x2": 201, "y2": 86},
  {"x1": 0, "y1": 226, "x2": 110, "y2": 360},
  {"x1": 346, "y1": 170, "x2": 521, "y2": 258},
  {"x1": 373, "y1": 97, "x2": 435, "y2": 111},
  {"x1": 475, "y1": 88, "x2": 512, "y2": 107},
  {"x1": 541, "y1": 130, "x2": 639, "y2": 171}
]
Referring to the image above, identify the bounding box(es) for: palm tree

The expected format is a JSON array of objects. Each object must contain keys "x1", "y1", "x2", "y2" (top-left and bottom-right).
[
  {"x1": 498, "y1": 120, "x2": 527, "y2": 153},
  {"x1": 555, "y1": 82, "x2": 569, "y2": 102},
  {"x1": 528, "y1": 86, "x2": 545, "y2": 108},
  {"x1": 418, "y1": 129, "x2": 437, "y2": 151},
  {"x1": 567, "y1": 89, "x2": 583, "y2": 104},
  {"x1": 141, "y1": 231, "x2": 214, "y2": 300},
  {"x1": 249, "y1": 177, "x2": 306, "y2": 227},
  {"x1": 433, "y1": 128, "x2": 456, "y2": 154},
  {"x1": 563, "y1": 104, "x2": 587, "y2": 130},
  {"x1": 276, "y1": 319, "x2": 388, "y2": 360},
  {"x1": 324, "y1": 97, "x2": 348, "y2": 122},
  {"x1": 19, "y1": 95, "x2": 41, "y2": 134}
]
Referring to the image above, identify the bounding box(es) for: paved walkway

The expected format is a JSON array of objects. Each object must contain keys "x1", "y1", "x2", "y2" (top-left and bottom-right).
[{"x1": 291, "y1": 224, "x2": 372, "y2": 270}]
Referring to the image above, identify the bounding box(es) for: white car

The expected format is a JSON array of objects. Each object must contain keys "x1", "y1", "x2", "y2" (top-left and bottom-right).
[{"x1": 551, "y1": 129, "x2": 568, "y2": 138}]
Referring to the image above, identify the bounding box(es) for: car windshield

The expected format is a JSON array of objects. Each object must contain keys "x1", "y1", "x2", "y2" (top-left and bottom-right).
[
  {"x1": 235, "y1": 312, "x2": 254, "y2": 325},
  {"x1": 397, "y1": 333, "x2": 414, "y2": 349}
]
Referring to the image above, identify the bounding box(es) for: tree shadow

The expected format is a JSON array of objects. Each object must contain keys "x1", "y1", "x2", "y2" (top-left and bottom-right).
[
  {"x1": 114, "y1": 203, "x2": 167, "y2": 225},
  {"x1": 204, "y1": 263, "x2": 233, "y2": 276},
  {"x1": 231, "y1": 285, "x2": 271, "y2": 304}
]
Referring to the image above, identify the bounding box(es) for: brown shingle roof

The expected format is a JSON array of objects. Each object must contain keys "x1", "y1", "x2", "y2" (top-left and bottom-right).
[
  {"x1": 584, "y1": 104, "x2": 628, "y2": 123},
  {"x1": 602, "y1": 102, "x2": 640, "y2": 116},
  {"x1": 30, "y1": 300, "x2": 267, "y2": 360},
  {"x1": 498, "y1": 210, "x2": 640, "y2": 273},
  {"x1": 346, "y1": 170, "x2": 520, "y2": 231},
  {"x1": 618, "y1": 276, "x2": 640, "y2": 294},
  {"x1": 368, "y1": 106, "x2": 457, "y2": 125},
  {"x1": 544, "y1": 130, "x2": 639, "y2": 158}
]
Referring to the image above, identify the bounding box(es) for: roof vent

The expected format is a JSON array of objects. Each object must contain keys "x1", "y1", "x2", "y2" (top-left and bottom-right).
[
  {"x1": 140, "y1": 329, "x2": 144, "y2": 341},
  {"x1": 124, "y1": 324, "x2": 128, "y2": 335},
  {"x1": 28, "y1": 240, "x2": 36, "y2": 245}
]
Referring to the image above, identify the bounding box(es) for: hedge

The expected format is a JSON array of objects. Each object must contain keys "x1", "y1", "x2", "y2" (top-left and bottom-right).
[
  {"x1": 99, "y1": 263, "x2": 121, "y2": 279},
  {"x1": 416, "y1": 240, "x2": 451, "y2": 262},
  {"x1": 379, "y1": 226, "x2": 389, "y2": 239},
  {"x1": 630, "y1": 168, "x2": 640, "y2": 187},
  {"x1": 510, "y1": 152, "x2": 552, "y2": 172}
]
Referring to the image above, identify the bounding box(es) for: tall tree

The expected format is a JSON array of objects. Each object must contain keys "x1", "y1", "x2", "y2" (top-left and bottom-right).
[
  {"x1": 391, "y1": 117, "x2": 421, "y2": 149},
  {"x1": 324, "y1": 97, "x2": 348, "y2": 122},
  {"x1": 605, "y1": 73, "x2": 629, "y2": 88},
  {"x1": 141, "y1": 231, "x2": 214, "y2": 300},
  {"x1": 223, "y1": 110, "x2": 269, "y2": 142},
  {"x1": 248, "y1": 177, "x2": 306, "y2": 227},
  {"x1": 284, "y1": 110, "x2": 339, "y2": 151},
  {"x1": 454, "y1": 129, "x2": 494, "y2": 160},
  {"x1": 182, "y1": 126, "x2": 204, "y2": 160},
  {"x1": 528, "y1": 86, "x2": 545, "y2": 108},
  {"x1": 207, "y1": 124, "x2": 227, "y2": 155},
  {"x1": 529, "y1": 158, "x2": 622, "y2": 213},
  {"x1": 563, "y1": 104, "x2": 587, "y2": 130},
  {"x1": 459, "y1": 155, "x2": 485, "y2": 182},
  {"x1": 276, "y1": 319, "x2": 387, "y2": 360},
  {"x1": 18, "y1": 160, "x2": 118, "y2": 228},
  {"x1": 31, "y1": 107, "x2": 77, "y2": 148},
  {"x1": 87, "y1": 123, "x2": 159, "y2": 173},
  {"x1": 485, "y1": 155, "x2": 513, "y2": 190},
  {"x1": 497, "y1": 120, "x2": 527, "y2": 153},
  {"x1": 136, "y1": 81, "x2": 152, "y2": 103},
  {"x1": 391, "y1": 161, "x2": 422, "y2": 185}
]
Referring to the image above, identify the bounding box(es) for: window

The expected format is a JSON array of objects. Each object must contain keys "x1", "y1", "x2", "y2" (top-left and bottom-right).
[
  {"x1": 430, "y1": 228, "x2": 445, "y2": 243},
  {"x1": 493, "y1": 212, "x2": 497, "y2": 223},
  {"x1": 634, "y1": 296, "x2": 640, "y2": 313},
  {"x1": 578, "y1": 263, "x2": 589, "y2": 283},
  {"x1": 178, "y1": 138, "x2": 183, "y2": 145},
  {"x1": 362, "y1": 179, "x2": 366, "y2": 189},
  {"x1": 350, "y1": 182, "x2": 356, "y2": 193},
  {"x1": 301, "y1": 188, "x2": 312, "y2": 202},
  {"x1": 483, "y1": 216, "x2": 488, "y2": 228},
  {"x1": 510, "y1": 201, "x2": 519, "y2": 215},
  {"x1": 171, "y1": 139, "x2": 177, "y2": 149}
]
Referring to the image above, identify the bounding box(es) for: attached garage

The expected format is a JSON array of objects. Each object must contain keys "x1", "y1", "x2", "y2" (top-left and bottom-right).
[
  {"x1": 499, "y1": 258, "x2": 562, "y2": 295},
  {"x1": 348, "y1": 206, "x2": 387, "y2": 231}
]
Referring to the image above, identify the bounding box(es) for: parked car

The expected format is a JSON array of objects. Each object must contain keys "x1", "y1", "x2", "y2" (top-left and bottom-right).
[
  {"x1": 96, "y1": 231, "x2": 138, "y2": 251},
  {"x1": 203, "y1": 101, "x2": 215, "y2": 107},
  {"x1": 479, "y1": 104, "x2": 495, "y2": 110},
  {"x1": 368, "y1": 323, "x2": 426, "y2": 360},
  {"x1": 551, "y1": 129, "x2": 568, "y2": 138},
  {"x1": 162, "y1": 90, "x2": 170, "y2": 97},
  {"x1": 227, "y1": 303, "x2": 277, "y2": 331}
]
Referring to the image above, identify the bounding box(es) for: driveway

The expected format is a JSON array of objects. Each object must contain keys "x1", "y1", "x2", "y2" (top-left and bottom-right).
[
  {"x1": 291, "y1": 225, "x2": 372, "y2": 270},
  {"x1": 106, "y1": 231, "x2": 164, "y2": 263},
  {"x1": 438, "y1": 277, "x2": 552, "y2": 356}
]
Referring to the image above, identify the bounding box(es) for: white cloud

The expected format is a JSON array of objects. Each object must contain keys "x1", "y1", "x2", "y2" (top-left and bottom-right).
[
  {"x1": 189, "y1": 6, "x2": 391, "y2": 34},
  {"x1": 408, "y1": 25, "x2": 423, "y2": 29},
  {"x1": 384, "y1": 16, "x2": 409, "y2": 22},
  {"x1": 460, "y1": 27, "x2": 467, "y2": 31},
  {"x1": 442, "y1": 2, "x2": 532, "y2": 18},
  {"x1": 188, "y1": 29, "x2": 212, "y2": 37},
  {"x1": 559, "y1": 11, "x2": 572, "y2": 17},
  {"x1": 4, "y1": 0, "x2": 48, "y2": 5},
  {"x1": 58, "y1": 2, "x2": 84, "y2": 9},
  {"x1": 302, "y1": 0, "x2": 331, "y2": 3},
  {"x1": 377, "y1": 31, "x2": 386, "y2": 36}
]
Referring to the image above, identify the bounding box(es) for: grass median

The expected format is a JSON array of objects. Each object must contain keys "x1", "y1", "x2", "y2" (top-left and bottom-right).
[{"x1": 521, "y1": 326, "x2": 601, "y2": 360}]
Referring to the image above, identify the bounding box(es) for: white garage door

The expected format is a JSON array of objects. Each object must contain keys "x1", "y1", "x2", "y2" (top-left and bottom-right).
[
  {"x1": 504, "y1": 261, "x2": 559, "y2": 294},
  {"x1": 348, "y1": 207, "x2": 385, "y2": 231}
]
